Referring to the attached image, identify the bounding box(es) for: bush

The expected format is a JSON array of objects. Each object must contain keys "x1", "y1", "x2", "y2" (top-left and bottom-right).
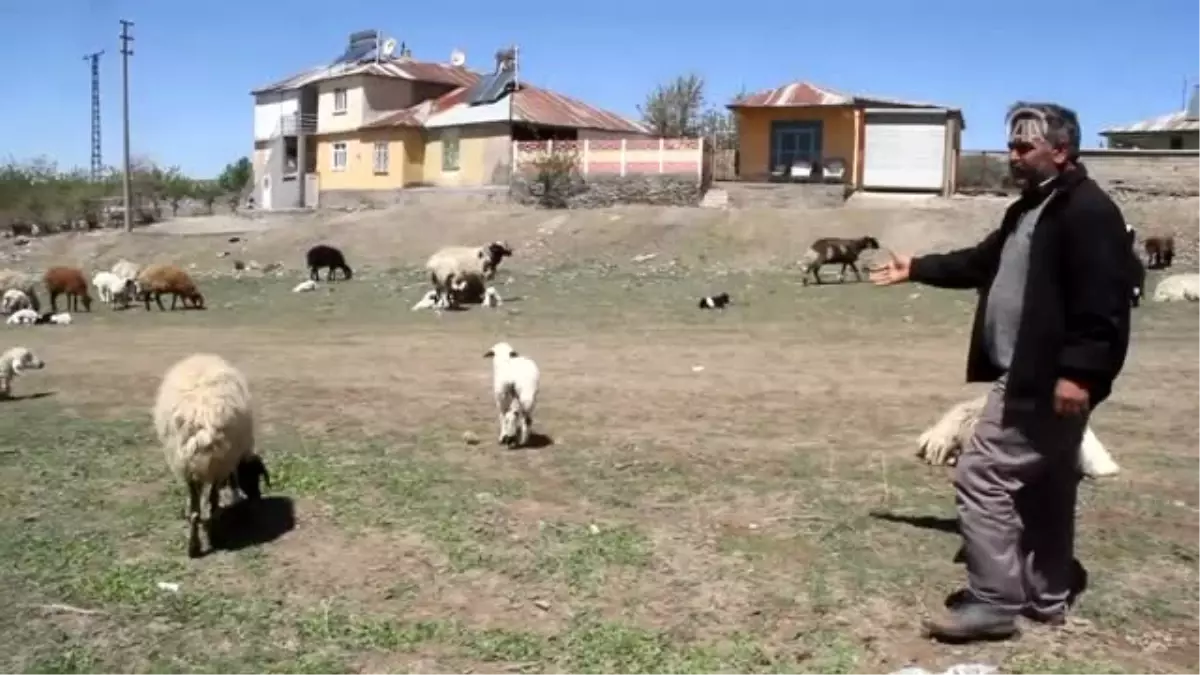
[{"x1": 519, "y1": 147, "x2": 586, "y2": 208}]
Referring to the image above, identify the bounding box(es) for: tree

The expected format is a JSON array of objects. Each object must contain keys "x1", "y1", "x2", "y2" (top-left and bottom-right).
[
  {"x1": 638, "y1": 73, "x2": 707, "y2": 137},
  {"x1": 161, "y1": 167, "x2": 194, "y2": 217},
  {"x1": 217, "y1": 157, "x2": 252, "y2": 196}
]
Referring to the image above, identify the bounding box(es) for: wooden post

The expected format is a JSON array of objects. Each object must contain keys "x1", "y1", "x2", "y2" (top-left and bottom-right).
[
  {"x1": 582, "y1": 139, "x2": 590, "y2": 176},
  {"x1": 658, "y1": 138, "x2": 665, "y2": 173}
]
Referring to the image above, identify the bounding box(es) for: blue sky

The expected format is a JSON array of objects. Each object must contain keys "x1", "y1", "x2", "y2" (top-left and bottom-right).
[{"x1": 2, "y1": 0, "x2": 1197, "y2": 177}]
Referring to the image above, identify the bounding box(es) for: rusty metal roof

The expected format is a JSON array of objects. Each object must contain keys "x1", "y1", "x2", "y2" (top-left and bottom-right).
[
  {"x1": 1100, "y1": 109, "x2": 1200, "y2": 135},
  {"x1": 251, "y1": 57, "x2": 479, "y2": 95},
  {"x1": 364, "y1": 82, "x2": 648, "y2": 134},
  {"x1": 729, "y1": 80, "x2": 958, "y2": 112}
]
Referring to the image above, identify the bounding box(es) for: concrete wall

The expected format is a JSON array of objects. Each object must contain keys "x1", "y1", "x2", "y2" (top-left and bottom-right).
[
  {"x1": 317, "y1": 185, "x2": 509, "y2": 210},
  {"x1": 422, "y1": 123, "x2": 512, "y2": 187},
  {"x1": 957, "y1": 148, "x2": 1199, "y2": 196},
  {"x1": 254, "y1": 91, "x2": 300, "y2": 141}
]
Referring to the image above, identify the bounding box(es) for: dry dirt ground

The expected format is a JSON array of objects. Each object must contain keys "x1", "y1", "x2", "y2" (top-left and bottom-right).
[{"x1": 0, "y1": 198, "x2": 1196, "y2": 674}]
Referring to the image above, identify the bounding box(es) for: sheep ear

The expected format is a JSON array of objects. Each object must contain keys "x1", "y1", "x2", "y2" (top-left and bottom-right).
[
  {"x1": 510, "y1": 351, "x2": 519, "y2": 357},
  {"x1": 484, "y1": 350, "x2": 494, "y2": 358}
]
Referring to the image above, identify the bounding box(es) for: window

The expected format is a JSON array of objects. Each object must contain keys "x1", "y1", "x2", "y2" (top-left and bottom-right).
[
  {"x1": 332, "y1": 142, "x2": 348, "y2": 171},
  {"x1": 1169, "y1": 135, "x2": 1184, "y2": 150},
  {"x1": 373, "y1": 141, "x2": 389, "y2": 174},
  {"x1": 333, "y1": 88, "x2": 348, "y2": 115},
  {"x1": 441, "y1": 128, "x2": 460, "y2": 172}
]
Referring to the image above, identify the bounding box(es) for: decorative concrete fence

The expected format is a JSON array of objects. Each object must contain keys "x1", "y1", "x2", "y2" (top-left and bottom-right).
[{"x1": 512, "y1": 138, "x2": 705, "y2": 181}]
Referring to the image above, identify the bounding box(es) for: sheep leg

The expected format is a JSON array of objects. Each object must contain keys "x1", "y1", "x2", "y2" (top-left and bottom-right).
[
  {"x1": 518, "y1": 410, "x2": 531, "y2": 447},
  {"x1": 186, "y1": 480, "x2": 204, "y2": 558},
  {"x1": 153, "y1": 292, "x2": 166, "y2": 311},
  {"x1": 48, "y1": 291, "x2": 59, "y2": 314},
  {"x1": 849, "y1": 261, "x2": 863, "y2": 282},
  {"x1": 208, "y1": 482, "x2": 222, "y2": 519},
  {"x1": 0, "y1": 375, "x2": 10, "y2": 398},
  {"x1": 309, "y1": 266, "x2": 319, "y2": 282}
]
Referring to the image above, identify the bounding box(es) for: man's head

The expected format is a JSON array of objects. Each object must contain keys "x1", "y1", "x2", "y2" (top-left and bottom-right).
[{"x1": 1004, "y1": 102, "x2": 1081, "y2": 188}]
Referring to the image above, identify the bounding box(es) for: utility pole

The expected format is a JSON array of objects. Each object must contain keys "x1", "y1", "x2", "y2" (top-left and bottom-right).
[
  {"x1": 83, "y1": 50, "x2": 104, "y2": 182},
  {"x1": 119, "y1": 19, "x2": 134, "y2": 232}
]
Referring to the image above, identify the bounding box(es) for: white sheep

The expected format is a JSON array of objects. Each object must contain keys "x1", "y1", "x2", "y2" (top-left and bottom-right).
[
  {"x1": 0, "y1": 346, "x2": 45, "y2": 397},
  {"x1": 292, "y1": 280, "x2": 318, "y2": 293},
  {"x1": 48, "y1": 312, "x2": 72, "y2": 326},
  {"x1": 0, "y1": 270, "x2": 40, "y2": 312},
  {"x1": 111, "y1": 259, "x2": 143, "y2": 300},
  {"x1": 425, "y1": 241, "x2": 513, "y2": 309},
  {"x1": 2, "y1": 289, "x2": 30, "y2": 314},
  {"x1": 482, "y1": 286, "x2": 503, "y2": 308},
  {"x1": 153, "y1": 353, "x2": 271, "y2": 558},
  {"x1": 916, "y1": 394, "x2": 1120, "y2": 479},
  {"x1": 411, "y1": 289, "x2": 440, "y2": 311},
  {"x1": 92, "y1": 271, "x2": 136, "y2": 309},
  {"x1": 484, "y1": 341, "x2": 540, "y2": 448},
  {"x1": 1152, "y1": 273, "x2": 1200, "y2": 303},
  {"x1": 6, "y1": 309, "x2": 38, "y2": 326}
]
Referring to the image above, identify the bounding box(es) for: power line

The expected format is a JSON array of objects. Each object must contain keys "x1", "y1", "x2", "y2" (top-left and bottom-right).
[
  {"x1": 82, "y1": 50, "x2": 104, "y2": 182},
  {"x1": 119, "y1": 19, "x2": 134, "y2": 232}
]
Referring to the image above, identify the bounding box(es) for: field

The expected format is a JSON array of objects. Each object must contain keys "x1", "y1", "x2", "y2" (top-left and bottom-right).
[{"x1": 0, "y1": 199, "x2": 1197, "y2": 674}]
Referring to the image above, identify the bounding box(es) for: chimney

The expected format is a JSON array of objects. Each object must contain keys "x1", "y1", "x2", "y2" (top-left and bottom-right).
[{"x1": 1180, "y1": 84, "x2": 1200, "y2": 120}]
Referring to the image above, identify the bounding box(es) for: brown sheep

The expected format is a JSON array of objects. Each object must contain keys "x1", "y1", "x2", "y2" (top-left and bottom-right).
[
  {"x1": 137, "y1": 263, "x2": 206, "y2": 311},
  {"x1": 1144, "y1": 235, "x2": 1175, "y2": 270},
  {"x1": 799, "y1": 236, "x2": 882, "y2": 286},
  {"x1": 43, "y1": 266, "x2": 92, "y2": 313}
]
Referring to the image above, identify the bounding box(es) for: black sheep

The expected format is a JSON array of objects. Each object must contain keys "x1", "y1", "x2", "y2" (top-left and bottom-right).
[
  {"x1": 305, "y1": 244, "x2": 354, "y2": 281},
  {"x1": 698, "y1": 292, "x2": 731, "y2": 310}
]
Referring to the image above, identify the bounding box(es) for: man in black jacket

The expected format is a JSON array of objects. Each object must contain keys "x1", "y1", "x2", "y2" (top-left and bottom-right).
[{"x1": 871, "y1": 102, "x2": 1133, "y2": 642}]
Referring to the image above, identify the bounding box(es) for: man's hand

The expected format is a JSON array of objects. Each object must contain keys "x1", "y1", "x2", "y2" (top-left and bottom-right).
[
  {"x1": 870, "y1": 252, "x2": 913, "y2": 286},
  {"x1": 1054, "y1": 378, "x2": 1090, "y2": 417}
]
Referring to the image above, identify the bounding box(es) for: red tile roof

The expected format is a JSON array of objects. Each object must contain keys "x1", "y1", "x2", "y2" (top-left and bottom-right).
[{"x1": 730, "y1": 80, "x2": 957, "y2": 112}]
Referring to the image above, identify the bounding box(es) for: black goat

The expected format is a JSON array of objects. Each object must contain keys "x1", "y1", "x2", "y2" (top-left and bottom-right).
[
  {"x1": 698, "y1": 292, "x2": 731, "y2": 310},
  {"x1": 1130, "y1": 251, "x2": 1147, "y2": 308},
  {"x1": 800, "y1": 236, "x2": 881, "y2": 286},
  {"x1": 1144, "y1": 235, "x2": 1174, "y2": 270},
  {"x1": 305, "y1": 245, "x2": 354, "y2": 281}
]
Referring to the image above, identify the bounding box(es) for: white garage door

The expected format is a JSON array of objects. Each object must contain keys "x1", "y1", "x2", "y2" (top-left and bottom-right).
[{"x1": 862, "y1": 111, "x2": 948, "y2": 191}]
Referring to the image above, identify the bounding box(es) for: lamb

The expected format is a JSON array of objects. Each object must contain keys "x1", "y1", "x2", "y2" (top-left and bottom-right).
[
  {"x1": 1144, "y1": 235, "x2": 1175, "y2": 269},
  {"x1": 426, "y1": 241, "x2": 513, "y2": 309},
  {"x1": 153, "y1": 353, "x2": 271, "y2": 558},
  {"x1": 0, "y1": 346, "x2": 45, "y2": 398},
  {"x1": 43, "y1": 266, "x2": 92, "y2": 313},
  {"x1": 47, "y1": 312, "x2": 71, "y2": 326},
  {"x1": 0, "y1": 269, "x2": 41, "y2": 312},
  {"x1": 1152, "y1": 272, "x2": 1200, "y2": 303},
  {"x1": 1, "y1": 289, "x2": 30, "y2": 314},
  {"x1": 292, "y1": 280, "x2": 318, "y2": 293},
  {"x1": 484, "y1": 341, "x2": 540, "y2": 448},
  {"x1": 915, "y1": 394, "x2": 1120, "y2": 479},
  {"x1": 799, "y1": 236, "x2": 881, "y2": 286},
  {"x1": 411, "y1": 290, "x2": 440, "y2": 311},
  {"x1": 698, "y1": 292, "x2": 731, "y2": 309},
  {"x1": 92, "y1": 271, "x2": 137, "y2": 309},
  {"x1": 137, "y1": 263, "x2": 206, "y2": 311},
  {"x1": 305, "y1": 244, "x2": 353, "y2": 282},
  {"x1": 6, "y1": 309, "x2": 38, "y2": 325},
  {"x1": 482, "y1": 286, "x2": 503, "y2": 308}
]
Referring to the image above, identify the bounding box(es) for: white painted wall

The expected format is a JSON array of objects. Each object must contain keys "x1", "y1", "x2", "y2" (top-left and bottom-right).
[
  {"x1": 254, "y1": 91, "x2": 300, "y2": 141},
  {"x1": 317, "y1": 76, "x2": 365, "y2": 134}
]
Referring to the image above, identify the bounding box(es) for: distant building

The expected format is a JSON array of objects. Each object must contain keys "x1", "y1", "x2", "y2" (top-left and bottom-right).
[{"x1": 1099, "y1": 86, "x2": 1199, "y2": 150}]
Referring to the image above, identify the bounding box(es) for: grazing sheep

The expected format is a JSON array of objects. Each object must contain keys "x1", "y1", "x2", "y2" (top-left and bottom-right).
[
  {"x1": 92, "y1": 271, "x2": 137, "y2": 309},
  {"x1": 426, "y1": 241, "x2": 513, "y2": 309},
  {"x1": 1144, "y1": 235, "x2": 1175, "y2": 269},
  {"x1": 6, "y1": 309, "x2": 38, "y2": 325},
  {"x1": 292, "y1": 280, "x2": 318, "y2": 293},
  {"x1": 137, "y1": 263, "x2": 206, "y2": 311},
  {"x1": 482, "y1": 286, "x2": 503, "y2": 308},
  {"x1": 0, "y1": 270, "x2": 41, "y2": 312},
  {"x1": 0, "y1": 346, "x2": 45, "y2": 398},
  {"x1": 484, "y1": 341, "x2": 540, "y2": 448},
  {"x1": 43, "y1": 266, "x2": 92, "y2": 313},
  {"x1": 698, "y1": 292, "x2": 731, "y2": 309},
  {"x1": 411, "y1": 290, "x2": 440, "y2": 311},
  {"x1": 305, "y1": 244, "x2": 353, "y2": 282},
  {"x1": 799, "y1": 236, "x2": 881, "y2": 286},
  {"x1": 153, "y1": 353, "x2": 269, "y2": 558},
  {"x1": 1, "y1": 289, "x2": 30, "y2": 314},
  {"x1": 1152, "y1": 272, "x2": 1200, "y2": 303},
  {"x1": 916, "y1": 394, "x2": 1121, "y2": 479}
]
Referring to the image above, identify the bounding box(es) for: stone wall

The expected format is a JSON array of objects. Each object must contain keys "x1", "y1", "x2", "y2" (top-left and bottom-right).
[
  {"x1": 318, "y1": 186, "x2": 510, "y2": 210},
  {"x1": 717, "y1": 182, "x2": 850, "y2": 209},
  {"x1": 1077, "y1": 149, "x2": 1199, "y2": 200},
  {"x1": 510, "y1": 173, "x2": 702, "y2": 209}
]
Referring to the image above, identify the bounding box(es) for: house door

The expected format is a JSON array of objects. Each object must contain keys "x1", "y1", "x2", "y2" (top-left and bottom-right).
[
  {"x1": 261, "y1": 175, "x2": 272, "y2": 210},
  {"x1": 769, "y1": 121, "x2": 823, "y2": 175}
]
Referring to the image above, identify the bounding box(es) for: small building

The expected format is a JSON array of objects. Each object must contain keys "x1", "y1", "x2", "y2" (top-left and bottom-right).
[
  {"x1": 1099, "y1": 87, "x2": 1199, "y2": 150},
  {"x1": 728, "y1": 80, "x2": 965, "y2": 195}
]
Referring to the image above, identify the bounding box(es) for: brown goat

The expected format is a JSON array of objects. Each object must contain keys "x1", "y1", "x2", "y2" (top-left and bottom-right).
[
  {"x1": 43, "y1": 266, "x2": 92, "y2": 313},
  {"x1": 1144, "y1": 235, "x2": 1174, "y2": 270},
  {"x1": 800, "y1": 236, "x2": 881, "y2": 286},
  {"x1": 137, "y1": 263, "x2": 206, "y2": 311}
]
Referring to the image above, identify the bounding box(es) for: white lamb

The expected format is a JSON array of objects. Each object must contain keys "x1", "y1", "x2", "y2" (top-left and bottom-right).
[
  {"x1": 484, "y1": 341, "x2": 540, "y2": 448},
  {"x1": 1, "y1": 289, "x2": 30, "y2": 314},
  {"x1": 92, "y1": 271, "x2": 136, "y2": 309},
  {"x1": 425, "y1": 241, "x2": 513, "y2": 309},
  {"x1": 153, "y1": 353, "x2": 271, "y2": 558},
  {"x1": 111, "y1": 259, "x2": 143, "y2": 299},
  {"x1": 48, "y1": 312, "x2": 72, "y2": 326},
  {"x1": 6, "y1": 309, "x2": 38, "y2": 325},
  {"x1": 482, "y1": 286, "x2": 503, "y2": 308},
  {"x1": 0, "y1": 346, "x2": 45, "y2": 398},
  {"x1": 292, "y1": 280, "x2": 317, "y2": 293},
  {"x1": 411, "y1": 289, "x2": 440, "y2": 311},
  {"x1": 1152, "y1": 273, "x2": 1200, "y2": 303},
  {"x1": 916, "y1": 394, "x2": 1120, "y2": 479}
]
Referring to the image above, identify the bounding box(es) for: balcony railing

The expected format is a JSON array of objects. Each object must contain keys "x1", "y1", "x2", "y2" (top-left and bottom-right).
[{"x1": 278, "y1": 113, "x2": 318, "y2": 137}]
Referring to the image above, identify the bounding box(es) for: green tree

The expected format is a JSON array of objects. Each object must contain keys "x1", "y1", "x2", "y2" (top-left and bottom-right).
[
  {"x1": 161, "y1": 167, "x2": 194, "y2": 217},
  {"x1": 217, "y1": 157, "x2": 253, "y2": 196},
  {"x1": 638, "y1": 73, "x2": 707, "y2": 137}
]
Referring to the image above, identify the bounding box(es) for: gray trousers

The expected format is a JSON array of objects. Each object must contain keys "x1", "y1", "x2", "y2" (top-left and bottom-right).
[{"x1": 955, "y1": 375, "x2": 1088, "y2": 615}]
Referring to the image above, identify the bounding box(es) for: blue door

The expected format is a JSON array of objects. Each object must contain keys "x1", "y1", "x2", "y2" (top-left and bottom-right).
[{"x1": 769, "y1": 121, "x2": 823, "y2": 174}]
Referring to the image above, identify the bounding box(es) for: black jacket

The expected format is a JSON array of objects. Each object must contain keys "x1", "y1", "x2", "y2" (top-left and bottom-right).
[{"x1": 909, "y1": 164, "x2": 1132, "y2": 425}]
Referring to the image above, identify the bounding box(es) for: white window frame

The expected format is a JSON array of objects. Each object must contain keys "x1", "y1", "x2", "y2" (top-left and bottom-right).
[
  {"x1": 441, "y1": 128, "x2": 461, "y2": 172},
  {"x1": 332, "y1": 87, "x2": 348, "y2": 115},
  {"x1": 373, "y1": 141, "x2": 389, "y2": 175},
  {"x1": 332, "y1": 142, "x2": 348, "y2": 172}
]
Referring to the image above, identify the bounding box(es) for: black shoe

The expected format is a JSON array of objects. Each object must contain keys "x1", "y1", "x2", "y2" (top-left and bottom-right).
[
  {"x1": 1020, "y1": 606, "x2": 1066, "y2": 626},
  {"x1": 921, "y1": 603, "x2": 1019, "y2": 644}
]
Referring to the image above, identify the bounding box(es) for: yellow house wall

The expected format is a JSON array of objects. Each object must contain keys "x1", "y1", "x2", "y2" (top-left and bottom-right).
[
  {"x1": 735, "y1": 106, "x2": 857, "y2": 182},
  {"x1": 423, "y1": 123, "x2": 512, "y2": 187},
  {"x1": 314, "y1": 128, "x2": 423, "y2": 190}
]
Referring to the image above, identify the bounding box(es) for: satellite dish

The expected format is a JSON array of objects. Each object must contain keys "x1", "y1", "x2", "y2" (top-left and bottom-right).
[
  {"x1": 381, "y1": 38, "x2": 398, "y2": 58},
  {"x1": 450, "y1": 49, "x2": 466, "y2": 67}
]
